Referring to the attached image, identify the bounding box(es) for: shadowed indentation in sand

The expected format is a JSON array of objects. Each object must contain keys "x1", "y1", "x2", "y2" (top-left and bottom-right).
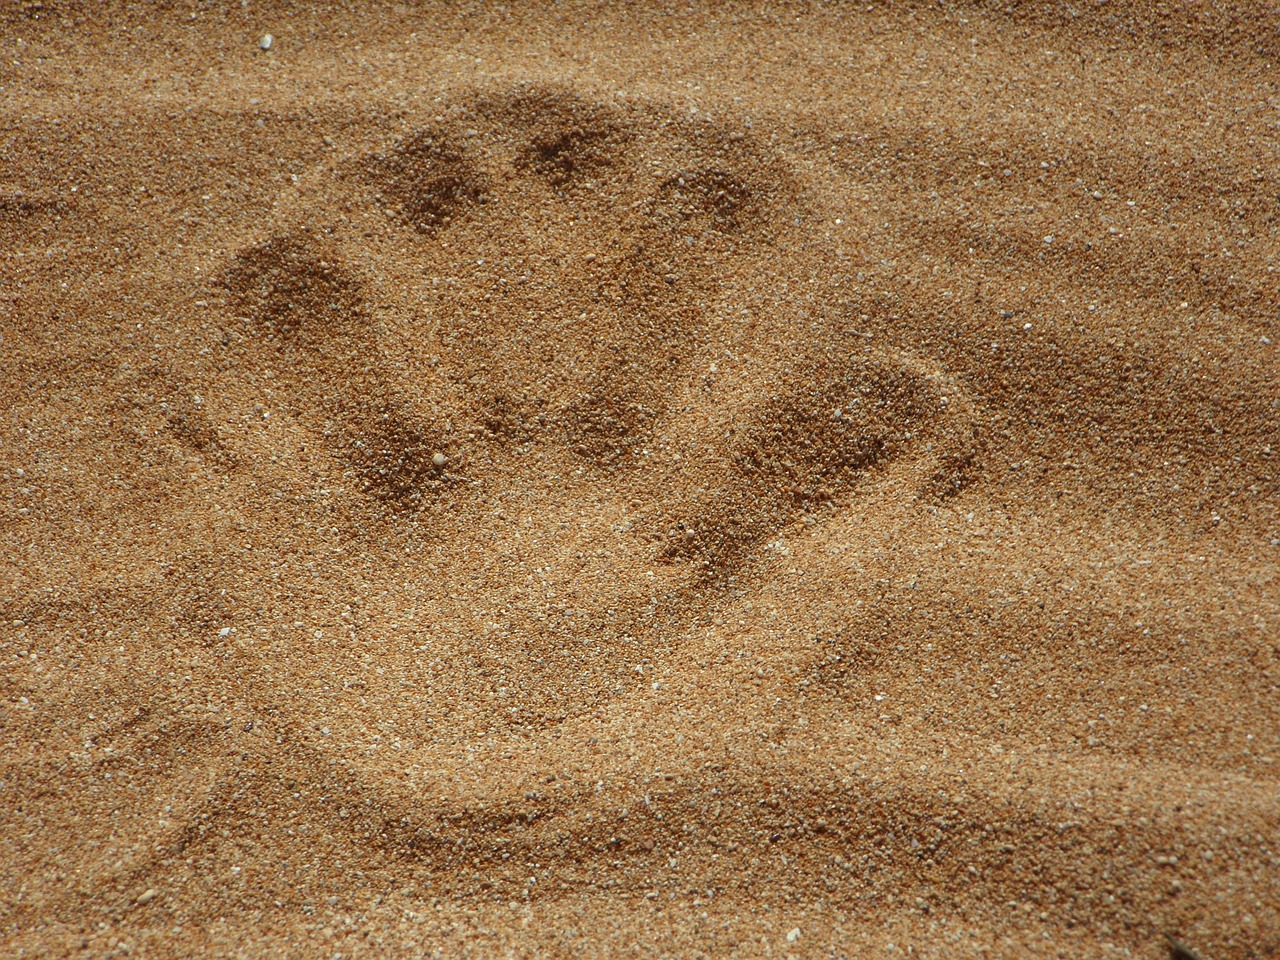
[
  {"x1": 519, "y1": 123, "x2": 619, "y2": 190},
  {"x1": 654, "y1": 352, "x2": 976, "y2": 575},
  {"x1": 162, "y1": 393, "x2": 239, "y2": 472},
  {"x1": 367, "y1": 132, "x2": 489, "y2": 234},
  {"x1": 505, "y1": 88, "x2": 633, "y2": 191},
  {"x1": 223, "y1": 234, "x2": 363, "y2": 340},
  {"x1": 221, "y1": 235, "x2": 454, "y2": 513},
  {"x1": 0, "y1": 190, "x2": 69, "y2": 241},
  {"x1": 923, "y1": 437, "x2": 984, "y2": 501},
  {"x1": 552, "y1": 240, "x2": 713, "y2": 467}
]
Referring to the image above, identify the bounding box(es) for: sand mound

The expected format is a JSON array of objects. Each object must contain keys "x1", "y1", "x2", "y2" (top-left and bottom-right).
[{"x1": 2, "y1": 4, "x2": 1278, "y2": 958}]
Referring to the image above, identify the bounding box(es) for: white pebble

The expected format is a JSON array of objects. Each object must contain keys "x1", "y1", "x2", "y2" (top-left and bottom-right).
[
  {"x1": 432, "y1": 452, "x2": 447, "y2": 468},
  {"x1": 786, "y1": 928, "x2": 801, "y2": 943},
  {"x1": 259, "y1": 34, "x2": 273, "y2": 51}
]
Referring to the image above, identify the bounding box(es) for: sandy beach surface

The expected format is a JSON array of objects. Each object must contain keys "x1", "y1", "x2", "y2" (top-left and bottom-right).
[{"x1": 2, "y1": 2, "x2": 1278, "y2": 957}]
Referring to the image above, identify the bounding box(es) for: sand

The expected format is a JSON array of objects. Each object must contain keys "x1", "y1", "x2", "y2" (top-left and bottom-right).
[{"x1": 2, "y1": 2, "x2": 1278, "y2": 957}]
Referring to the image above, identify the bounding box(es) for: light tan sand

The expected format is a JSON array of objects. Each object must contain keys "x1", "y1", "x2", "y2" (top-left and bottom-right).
[{"x1": 2, "y1": 2, "x2": 1279, "y2": 957}]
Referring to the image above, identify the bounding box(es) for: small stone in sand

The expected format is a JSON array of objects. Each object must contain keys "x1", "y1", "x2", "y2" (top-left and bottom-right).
[
  {"x1": 786, "y1": 928, "x2": 801, "y2": 942},
  {"x1": 259, "y1": 34, "x2": 273, "y2": 51},
  {"x1": 432, "y1": 452, "x2": 448, "y2": 468}
]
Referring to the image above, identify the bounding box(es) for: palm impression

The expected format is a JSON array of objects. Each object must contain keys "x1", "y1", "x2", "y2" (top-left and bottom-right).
[{"x1": 210, "y1": 84, "x2": 982, "y2": 750}]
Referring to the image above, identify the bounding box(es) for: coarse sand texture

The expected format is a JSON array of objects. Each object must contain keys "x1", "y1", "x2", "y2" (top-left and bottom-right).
[{"x1": 1, "y1": 2, "x2": 1278, "y2": 958}]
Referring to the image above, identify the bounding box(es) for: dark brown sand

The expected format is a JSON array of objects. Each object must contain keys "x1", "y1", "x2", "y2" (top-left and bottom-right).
[{"x1": 2, "y1": 2, "x2": 1278, "y2": 957}]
